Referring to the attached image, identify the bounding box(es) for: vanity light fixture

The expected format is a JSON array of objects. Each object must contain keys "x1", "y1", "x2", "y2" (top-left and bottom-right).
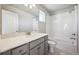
[
  {"x1": 25, "y1": 4, "x2": 36, "y2": 9},
  {"x1": 29, "y1": 4, "x2": 36, "y2": 9}
]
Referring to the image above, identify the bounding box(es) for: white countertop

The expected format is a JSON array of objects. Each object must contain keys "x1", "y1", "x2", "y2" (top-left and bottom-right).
[{"x1": 0, "y1": 32, "x2": 47, "y2": 53}]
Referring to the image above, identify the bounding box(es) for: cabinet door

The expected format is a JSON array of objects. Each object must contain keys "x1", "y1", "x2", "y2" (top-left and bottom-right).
[
  {"x1": 12, "y1": 43, "x2": 29, "y2": 55},
  {"x1": 44, "y1": 40, "x2": 49, "y2": 55},
  {"x1": 30, "y1": 42, "x2": 44, "y2": 55},
  {"x1": 30, "y1": 38, "x2": 44, "y2": 49}
]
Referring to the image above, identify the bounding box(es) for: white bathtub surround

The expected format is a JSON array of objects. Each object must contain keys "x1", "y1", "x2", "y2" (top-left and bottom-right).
[
  {"x1": 46, "y1": 5, "x2": 78, "y2": 55},
  {"x1": 0, "y1": 32, "x2": 47, "y2": 53}
]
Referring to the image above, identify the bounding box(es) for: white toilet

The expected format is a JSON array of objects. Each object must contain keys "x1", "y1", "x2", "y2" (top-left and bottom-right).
[{"x1": 48, "y1": 39, "x2": 57, "y2": 54}]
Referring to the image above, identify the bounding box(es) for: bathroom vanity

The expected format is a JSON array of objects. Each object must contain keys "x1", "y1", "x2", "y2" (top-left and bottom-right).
[{"x1": 0, "y1": 32, "x2": 48, "y2": 55}]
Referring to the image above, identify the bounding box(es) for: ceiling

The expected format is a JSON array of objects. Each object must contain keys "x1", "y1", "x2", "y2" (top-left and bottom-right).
[
  {"x1": 42, "y1": 4, "x2": 74, "y2": 13},
  {"x1": 8, "y1": 4, "x2": 39, "y2": 17},
  {"x1": 5, "y1": 4, "x2": 74, "y2": 16}
]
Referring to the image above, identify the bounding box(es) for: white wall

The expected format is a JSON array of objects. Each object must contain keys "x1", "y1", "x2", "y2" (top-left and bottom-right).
[{"x1": 46, "y1": 15, "x2": 52, "y2": 37}]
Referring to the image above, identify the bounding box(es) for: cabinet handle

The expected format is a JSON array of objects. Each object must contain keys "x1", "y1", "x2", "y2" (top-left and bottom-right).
[
  {"x1": 37, "y1": 47, "x2": 41, "y2": 50},
  {"x1": 19, "y1": 49, "x2": 23, "y2": 53},
  {"x1": 21, "y1": 51, "x2": 27, "y2": 55},
  {"x1": 70, "y1": 37, "x2": 76, "y2": 40},
  {"x1": 72, "y1": 33, "x2": 76, "y2": 36}
]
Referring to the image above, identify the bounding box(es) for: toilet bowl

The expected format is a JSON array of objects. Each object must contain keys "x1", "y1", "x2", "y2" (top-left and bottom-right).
[{"x1": 48, "y1": 39, "x2": 57, "y2": 54}]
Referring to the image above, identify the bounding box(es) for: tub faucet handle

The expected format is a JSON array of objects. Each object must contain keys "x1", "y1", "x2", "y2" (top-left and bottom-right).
[{"x1": 72, "y1": 33, "x2": 76, "y2": 36}]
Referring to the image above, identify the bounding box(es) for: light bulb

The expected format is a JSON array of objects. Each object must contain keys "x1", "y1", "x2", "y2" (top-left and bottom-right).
[
  {"x1": 25, "y1": 4, "x2": 28, "y2": 7},
  {"x1": 29, "y1": 5, "x2": 33, "y2": 8},
  {"x1": 32, "y1": 4, "x2": 36, "y2": 7}
]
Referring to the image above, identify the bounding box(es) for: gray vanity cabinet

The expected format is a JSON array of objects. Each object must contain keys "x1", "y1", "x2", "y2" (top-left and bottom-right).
[
  {"x1": 30, "y1": 42, "x2": 44, "y2": 55},
  {"x1": 12, "y1": 43, "x2": 29, "y2": 55},
  {"x1": 0, "y1": 35, "x2": 48, "y2": 55}
]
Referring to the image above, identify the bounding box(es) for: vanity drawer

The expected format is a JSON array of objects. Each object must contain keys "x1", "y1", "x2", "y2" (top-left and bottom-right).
[
  {"x1": 30, "y1": 37, "x2": 44, "y2": 49},
  {"x1": 12, "y1": 43, "x2": 29, "y2": 55},
  {"x1": 30, "y1": 42, "x2": 44, "y2": 55}
]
